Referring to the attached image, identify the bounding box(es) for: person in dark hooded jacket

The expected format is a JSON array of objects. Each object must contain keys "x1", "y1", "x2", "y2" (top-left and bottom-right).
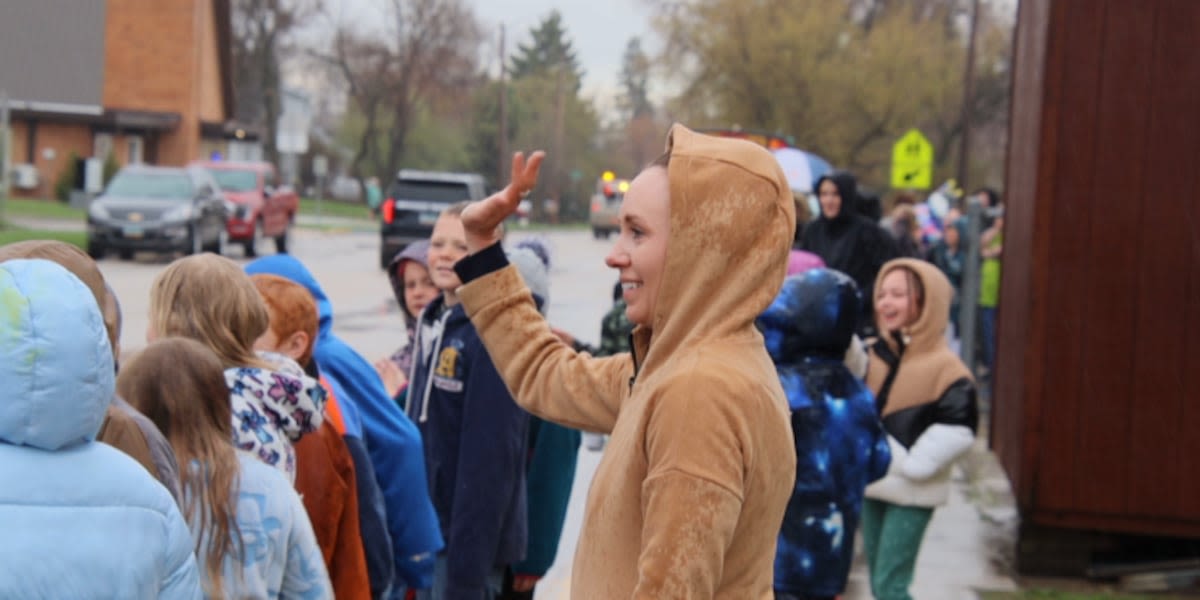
[
  {"x1": 801, "y1": 172, "x2": 898, "y2": 335},
  {"x1": 758, "y1": 268, "x2": 891, "y2": 600}
]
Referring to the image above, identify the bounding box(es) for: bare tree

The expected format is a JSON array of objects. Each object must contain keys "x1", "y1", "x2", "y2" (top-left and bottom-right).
[
  {"x1": 232, "y1": 0, "x2": 322, "y2": 166},
  {"x1": 314, "y1": 0, "x2": 483, "y2": 181}
]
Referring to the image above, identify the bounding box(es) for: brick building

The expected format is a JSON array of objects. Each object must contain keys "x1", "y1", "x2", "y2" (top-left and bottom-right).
[{"x1": 0, "y1": 0, "x2": 256, "y2": 198}]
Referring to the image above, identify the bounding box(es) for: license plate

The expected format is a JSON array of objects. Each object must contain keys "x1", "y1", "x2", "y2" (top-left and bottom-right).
[
  {"x1": 418, "y1": 211, "x2": 439, "y2": 225},
  {"x1": 123, "y1": 225, "x2": 144, "y2": 239}
]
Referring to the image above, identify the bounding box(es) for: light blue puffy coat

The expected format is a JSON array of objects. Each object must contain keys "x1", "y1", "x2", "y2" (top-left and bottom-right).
[{"x1": 0, "y1": 258, "x2": 202, "y2": 599}]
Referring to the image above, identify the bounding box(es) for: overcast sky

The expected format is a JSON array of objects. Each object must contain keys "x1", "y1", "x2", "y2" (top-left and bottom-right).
[{"x1": 320, "y1": 0, "x2": 661, "y2": 115}]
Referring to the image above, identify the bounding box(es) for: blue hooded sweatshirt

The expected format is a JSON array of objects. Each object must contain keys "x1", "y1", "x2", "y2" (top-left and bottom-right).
[
  {"x1": 245, "y1": 255, "x2": 443, "y2": 592},
  {"x1": 0, "y1": 259, "x2": 202, "y2": 599},
  {"x1": 757, "y1": 268, "x2": 892, "y2": 596},
  {"x1": 406, "y1": 293, "x2": 530, "y2": 600}
]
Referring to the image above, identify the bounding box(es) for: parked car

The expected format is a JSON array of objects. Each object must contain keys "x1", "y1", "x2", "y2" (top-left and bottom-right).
[
  {"x1": 378, "y1": 170, "x2": 487, "y2": 269},
  {"x1": 192, "y1": 160, "x2": 298, "y2": 256},
  {"x1": 86, "y1": 165, "x2": 229, "y2": 260},
  {"x1": 589, "y1": 177, "x2": 629, "y2": 239}
]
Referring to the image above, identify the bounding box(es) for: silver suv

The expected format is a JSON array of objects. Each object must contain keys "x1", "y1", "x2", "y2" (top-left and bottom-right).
[{"x1": 589, "y1": 176, "x2": 629, "y2": 239}]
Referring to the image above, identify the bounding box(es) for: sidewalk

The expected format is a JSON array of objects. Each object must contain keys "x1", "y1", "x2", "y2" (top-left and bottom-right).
[{"x1": 843, "y1": 429, "x2": 1021, "y2": 599}]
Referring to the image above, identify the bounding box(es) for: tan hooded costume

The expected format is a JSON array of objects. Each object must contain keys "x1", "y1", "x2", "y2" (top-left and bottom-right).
[
  {"x1": 864, "y1": 258, "x2": 977, "y2": 508},
  {"x1": 457, "y1": 124, "x2": 797, "y2": 598}
]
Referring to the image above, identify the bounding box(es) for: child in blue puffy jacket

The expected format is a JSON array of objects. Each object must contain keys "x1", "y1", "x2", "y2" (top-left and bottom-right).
[{"x1": 757, "y1": 268, "x2": 892, "y2": 600}]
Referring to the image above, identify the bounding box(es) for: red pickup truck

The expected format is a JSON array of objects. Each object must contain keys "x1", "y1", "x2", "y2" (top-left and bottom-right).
[{"x1": 191, "y1": 160, "x2": 298, "y2": 256}]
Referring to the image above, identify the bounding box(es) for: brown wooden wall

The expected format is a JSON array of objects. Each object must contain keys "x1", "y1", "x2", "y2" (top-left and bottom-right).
[{"x1": 994, "y1": 0, "x2": 1200, "y2": 539}]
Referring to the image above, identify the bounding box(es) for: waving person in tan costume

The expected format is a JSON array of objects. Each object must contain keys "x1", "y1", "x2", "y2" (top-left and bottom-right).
[{"x1": 451, "y1": 124, "x2": 797, "y2": 599}]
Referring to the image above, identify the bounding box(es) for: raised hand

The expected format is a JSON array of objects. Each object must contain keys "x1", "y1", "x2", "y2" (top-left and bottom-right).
[{"x1": 461, "y1": 151, "x2": 545, "y2": 253}]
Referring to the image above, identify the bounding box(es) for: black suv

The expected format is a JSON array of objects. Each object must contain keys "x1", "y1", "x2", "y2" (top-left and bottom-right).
[{"x1": 378, "y1": 170, "x2": 487, "y2": 268}]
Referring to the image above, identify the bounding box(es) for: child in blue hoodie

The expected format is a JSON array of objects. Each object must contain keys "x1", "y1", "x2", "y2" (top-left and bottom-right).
[
  {"x1": 407, "y1": 202, "x2": 530, "y2": 600},
  {"x1": 757, "y1": 268, "x2": 892, "y2": 600}
]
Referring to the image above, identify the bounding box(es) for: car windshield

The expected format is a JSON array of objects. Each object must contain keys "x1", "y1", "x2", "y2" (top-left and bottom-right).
[
  {"x1": 390, "y1": 181, "x2": 471, "y2": 202},
  {"x1": 106, "y1": 171, "x2": 193, "y2": 199},
  {"x1": 207, "y1": 169, "x2": 258, "y2": 192}
]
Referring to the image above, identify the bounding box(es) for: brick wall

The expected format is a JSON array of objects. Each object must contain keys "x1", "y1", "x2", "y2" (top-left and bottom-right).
[
  {"x1": 101, "y1": 0, "x2": 227, "y2": 166},
  {"x1": 8, "y1": 120, "x2": 92, "y2": 199}
]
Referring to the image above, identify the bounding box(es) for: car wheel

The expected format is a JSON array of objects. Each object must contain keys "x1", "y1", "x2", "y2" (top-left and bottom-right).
[
  {"x1": 244, "y1": 219, "x2": 263, "y2": 258},
  {"x1": 118, "y1": 249, "x2": 134, "y2": 261},
  {"x1": 86, "y1": 240, "x2": 106, "y2": 260},
  {"x1": 592, "y1": 227, "x2": 602, "y2": 240},
  {"x1": 189, "y1": 225, "x2": 203, "y2": 256},
  {"x1": 274, "y1": 224, "x2": 290, "y2": 254}
]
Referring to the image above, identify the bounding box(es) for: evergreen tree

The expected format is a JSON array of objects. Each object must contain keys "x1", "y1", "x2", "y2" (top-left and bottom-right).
[
  {"x1": 509, "y1": 10, "x2": 584, "y2": 91},
  {"x1": 619, "y1": 37, "x2": 653, "y2": 120}
]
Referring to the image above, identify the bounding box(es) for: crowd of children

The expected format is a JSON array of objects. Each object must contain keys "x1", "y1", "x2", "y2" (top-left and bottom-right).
[{"x1": 0, "y1": 127, "x2": 984, "y2": 600}]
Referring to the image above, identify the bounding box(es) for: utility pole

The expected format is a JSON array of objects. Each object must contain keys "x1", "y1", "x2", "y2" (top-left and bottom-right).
[
  {"x1": 550, "y1": 62, "x2": 567, "y2": 224},
  {"x1": 497, "y1": 25, "x2": 509, "y2": 187},
  {"x1": 956, "y1": 0, "x2": 981, "y2": 190}
]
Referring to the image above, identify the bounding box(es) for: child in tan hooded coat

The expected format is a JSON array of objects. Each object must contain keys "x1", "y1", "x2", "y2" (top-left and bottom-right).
[
  {"x1": 451, "y1": 124, "x2": 797, "y2": 599},
  {"x1": 862, "y1": 258, "x2": 979, "y2": 600}
]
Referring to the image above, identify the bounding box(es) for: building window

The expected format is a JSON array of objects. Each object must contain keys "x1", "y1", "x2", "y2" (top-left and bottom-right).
[
  {"x1": 128, "y1": 136, "x2": 144, "y2": 164},
  {"x1": 93, "y1": 132, "x2": 113, "y2": 160}
]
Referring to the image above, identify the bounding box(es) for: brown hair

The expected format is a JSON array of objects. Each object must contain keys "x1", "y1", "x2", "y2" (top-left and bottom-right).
[
  {"x1": 441, "y1": 199, "x2": 505, "y2": 238},
  {"x1": 649, "y1": 150, "x2": 671, "y2": 169},
  {"x1": 117, "y1": 337, "x2": 242, "y2": 596},
  {"x1": 441, "y1": 200, "x2": 471, "y2": 217},
  {"x1": 250, "y1": 274, "x2": 319, "y2": 368},
  {"x1": 149, "y1": 254, "x2": 270, "y2": 369},
  {"x1": 893, "y1": 266, "x2": 926, "y2": 320}
]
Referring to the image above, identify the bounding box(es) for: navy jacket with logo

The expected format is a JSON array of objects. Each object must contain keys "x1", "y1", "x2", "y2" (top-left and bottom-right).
[{"x1": 406, "y1": 295, "x2": 529, "y2": 600}]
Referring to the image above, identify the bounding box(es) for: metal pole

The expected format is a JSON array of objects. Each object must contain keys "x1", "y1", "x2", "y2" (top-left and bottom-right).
[
  {"x1": 0, "y1": 90, "x2": 9, "y2": 225},
  {"x1": 959, "y1": 193, "x2": 984, "y2": 372},
  {"x1": 956, "y1": 0, "x2": 982, "y2": 189}
]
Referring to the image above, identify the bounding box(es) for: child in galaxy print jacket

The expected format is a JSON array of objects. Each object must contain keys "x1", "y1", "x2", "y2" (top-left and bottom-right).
[{"x1": 757, "y1": 268, "x2": 892, "y2": 600}]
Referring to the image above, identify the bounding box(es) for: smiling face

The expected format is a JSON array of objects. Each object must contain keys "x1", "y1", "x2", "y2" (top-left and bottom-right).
[
  {"x1": 818, "y1": 179, "x2": 842, "y2": 219},
  {"x1": 875, "y1": 268, "x2": 923, "y2": 333},
  {"x1": 605, "y1": 166, "x2": 671, "y2": 328},
  {"x1": 401, "y1": 262, "x2": 438, "y2": 319},
  {"x1": 428, "y1": 213, "x2": 470, "y2": 305}
]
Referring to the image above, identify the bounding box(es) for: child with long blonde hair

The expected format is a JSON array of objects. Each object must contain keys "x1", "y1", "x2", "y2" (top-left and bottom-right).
[
  {"x1": 119, "y1": 337, "x2": 331, "y2": 598},
  {"x1": 147, "y1": 253, "x2": 324, "y2": 481}
]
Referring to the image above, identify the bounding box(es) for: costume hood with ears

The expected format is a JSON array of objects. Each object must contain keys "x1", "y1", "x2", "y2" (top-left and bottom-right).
[
  {"x1": 866, "y1": 258, "x2": 972, "y2": 416},
  {"x1": 634, "y1": 123, "x2": 796, "y2": 376}
]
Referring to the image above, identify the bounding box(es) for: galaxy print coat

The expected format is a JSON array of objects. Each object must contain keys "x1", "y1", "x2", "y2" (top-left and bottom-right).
[{"x1": 758, "y1": 268, "x2": 892, "y2": 596}]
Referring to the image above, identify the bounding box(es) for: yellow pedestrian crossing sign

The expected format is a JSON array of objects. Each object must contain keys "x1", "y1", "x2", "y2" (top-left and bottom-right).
[{"x1": 891, "y1": 129, "x2": 934, "y2": 189}]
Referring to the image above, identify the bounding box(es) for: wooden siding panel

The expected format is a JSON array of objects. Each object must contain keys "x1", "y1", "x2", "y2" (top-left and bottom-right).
[
  {"x1": 1074, "y1": 0, "x2": 1156, "y2": 515},
  {"x1": 1183, "y1": 0, "x2": 1200, "y2": 516},
  {"x1": 1034, "y1": 0, "x2": 1106, "y2": 512},
  {"x1": 1127, "y1": 0, "x2": 1199, "y2": 520},
  {"x1": 993, "y1": 0, "x2": 1054, "y2": 504}
]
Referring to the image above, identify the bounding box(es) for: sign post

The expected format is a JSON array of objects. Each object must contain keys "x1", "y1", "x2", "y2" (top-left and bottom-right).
[{"x1": 890, "y1": 128, "x2": 935, "y2": 190}]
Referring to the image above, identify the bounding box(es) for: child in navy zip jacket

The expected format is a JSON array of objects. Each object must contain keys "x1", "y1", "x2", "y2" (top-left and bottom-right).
[
  {"x1": 406, "y1": 202, "x2": 530, "y2": 600},
  {"x1": 757, "y1": 268, "x2": 892, "y2": 600}
]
